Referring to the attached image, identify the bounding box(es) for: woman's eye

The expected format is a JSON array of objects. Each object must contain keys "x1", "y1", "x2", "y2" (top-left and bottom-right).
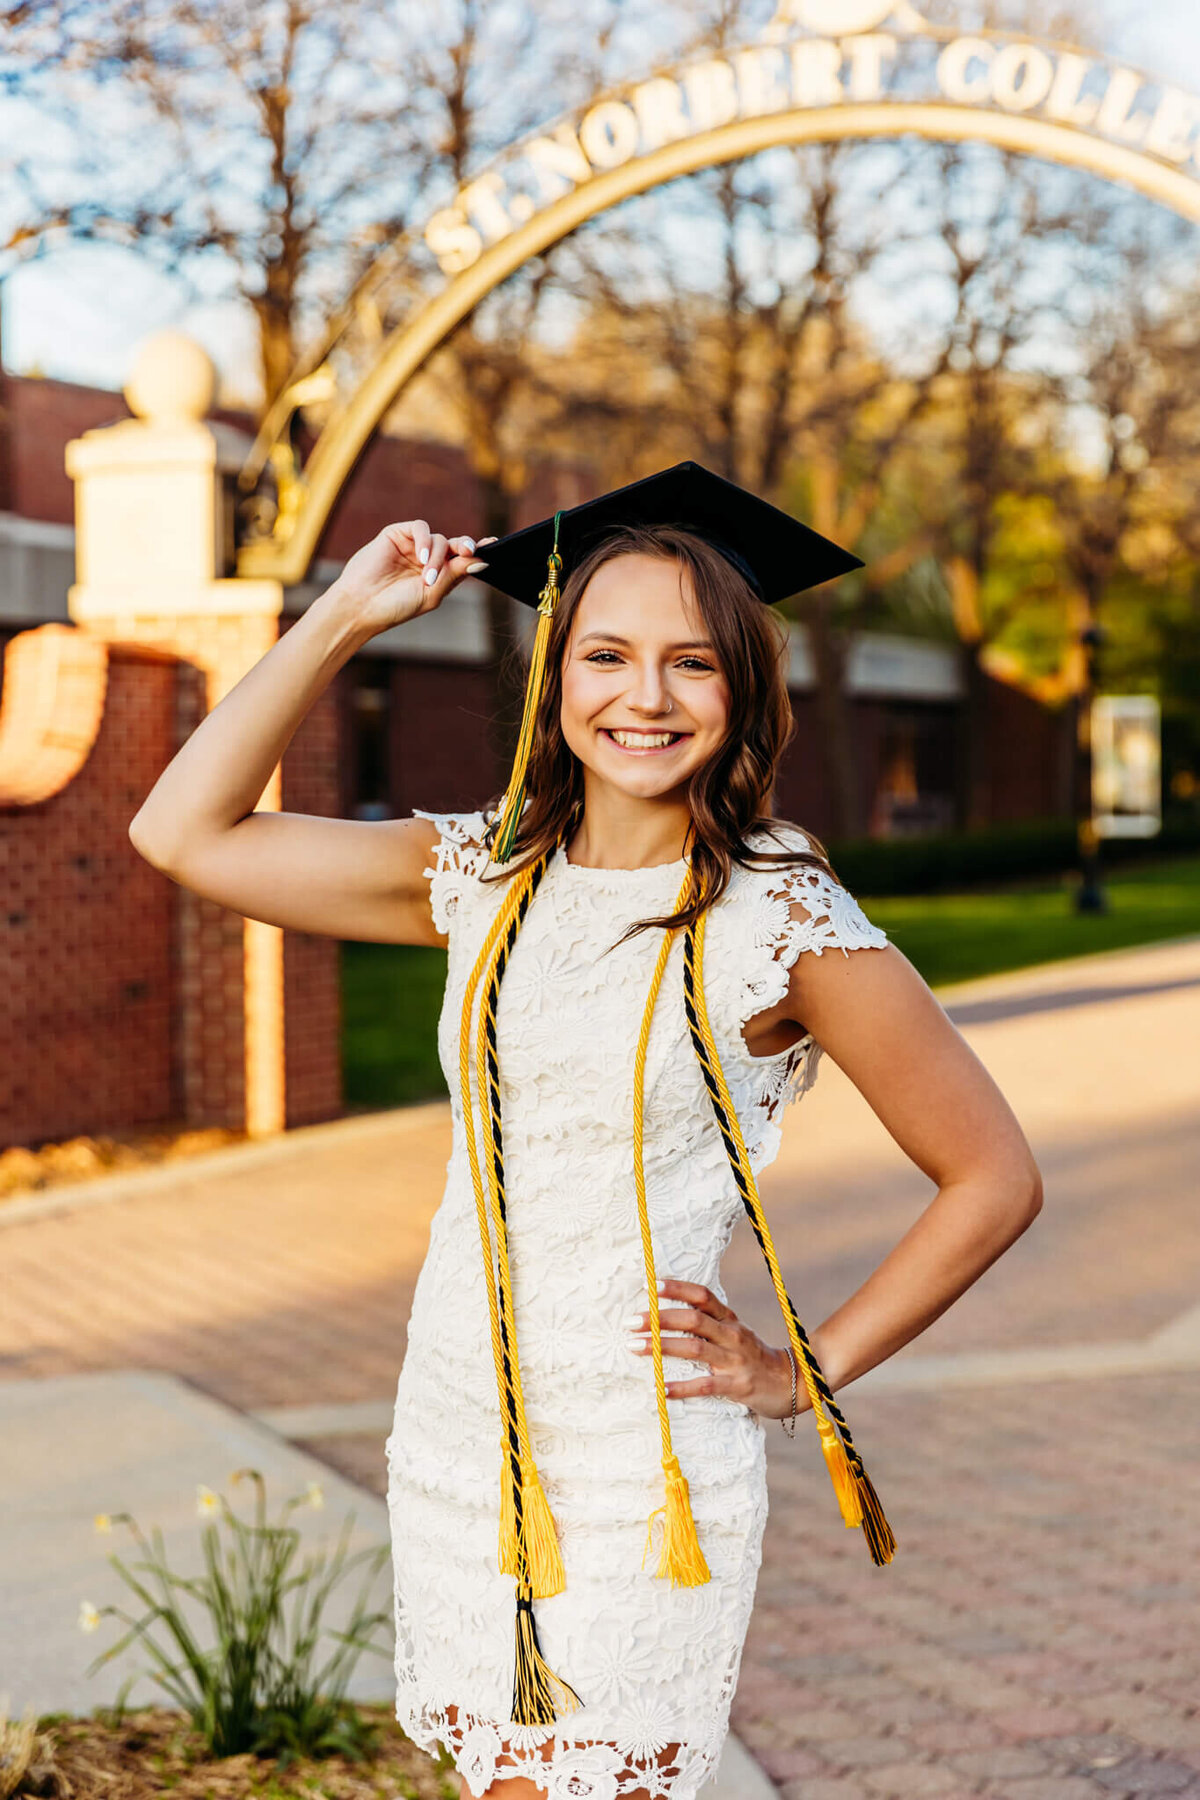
[
  {"x1": 585, "y1": 649, "x2": 622, "y2": 664},
  {"x1": 678, "y1": 657, "x2": 716, "y2": 672}
]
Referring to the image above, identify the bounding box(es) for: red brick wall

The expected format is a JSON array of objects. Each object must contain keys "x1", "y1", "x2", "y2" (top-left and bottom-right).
[
  {"x1": 318, "y1": 438, "x2": 487, "y2": 563},
  {"x1": 1, "y1": 621, "x2": 344, "y2": 1150},
  {"x1": 0, "y1": 645, "x2": 178, "y2": 1147},
  {"x1": 981, "y1": 673, "x2": 1074, "y2": 822},
  {"x1": 166, "y1": 658, "x2": 248, "y2": 1131},
  {"x1": 390, "y1": 658, "x2": 502, "y2": 819},
  {"x1": 316, "y1": 438, "x2": 592, "y2": 564},
  {"x1": 278, "y1": 619, "x2": 343, "y2": 1128},
  {"x1": 4, "y1": 377, "x2": 131, "y2": 525}
]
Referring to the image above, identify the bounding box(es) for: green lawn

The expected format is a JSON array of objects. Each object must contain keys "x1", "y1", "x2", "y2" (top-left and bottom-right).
[
  {"x1": 866, "y1": 854, "x2": 1200, "y2": 988},
  {"x1": 342, "y1": 941, "x2": 449, "y2": 1107},
  {"x1": 340, "y1": 856, "x2": 1200, "y2": 1108}
]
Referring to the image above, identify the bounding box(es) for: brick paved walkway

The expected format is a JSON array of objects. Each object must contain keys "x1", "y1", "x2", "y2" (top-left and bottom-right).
[
  {"x1": 2, "y1": 937, "x2": 1198, "y2": 1798},
  {"x1": 734, "y1": 1371, "x2": 1200, "y2": 1800}
]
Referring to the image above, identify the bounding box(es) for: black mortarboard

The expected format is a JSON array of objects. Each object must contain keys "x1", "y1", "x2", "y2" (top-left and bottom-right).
[{"x1": 478, "y1": 459, "x2": 863, "y2": 608}]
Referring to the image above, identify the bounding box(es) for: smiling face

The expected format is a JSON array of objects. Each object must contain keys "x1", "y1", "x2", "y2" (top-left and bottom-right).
[{"x1": 559, "y1": 551, "x2": 732, "y2": 801}]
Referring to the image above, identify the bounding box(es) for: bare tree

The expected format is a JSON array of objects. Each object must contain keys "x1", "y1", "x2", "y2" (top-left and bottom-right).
[{"x1": 0, "y1": 0, "x2": 609, "y2": 409}]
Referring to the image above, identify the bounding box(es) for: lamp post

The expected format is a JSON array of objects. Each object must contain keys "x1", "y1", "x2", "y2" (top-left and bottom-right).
[{"x1": 1075, "y1": 619, "x2": 1107, "y2": 915}]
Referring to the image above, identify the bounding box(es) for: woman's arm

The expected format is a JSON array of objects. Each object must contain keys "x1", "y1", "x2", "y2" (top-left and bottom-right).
[
  {"x1": 783, "y1": 940, "x2": 1043, "y2": 1393},
  {"x1": 634, "y1": 941, "x2": 1042, "y2": 1416},
  {"x1": 128, "y1": 520, "x2": 489, "y2": 946}
]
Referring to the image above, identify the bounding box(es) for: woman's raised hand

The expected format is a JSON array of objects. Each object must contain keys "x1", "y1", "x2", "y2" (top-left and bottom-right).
[
  {"x1": 628, "y1": 1278, "x2": 810, "y2": 1421},
  {"x1": 328, "y1": 520, "x2": 495, "y2": 636}
]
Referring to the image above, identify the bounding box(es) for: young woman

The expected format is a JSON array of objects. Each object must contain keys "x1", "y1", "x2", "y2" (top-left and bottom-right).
[{"x1": 129, "y1": 503, "x2": 1043, "y2": 1800}]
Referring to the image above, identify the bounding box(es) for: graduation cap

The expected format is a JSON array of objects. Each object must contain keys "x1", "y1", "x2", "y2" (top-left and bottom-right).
[
  {"x1": 479, "y1": 458, "x2": 863, "y2": 609},
  {"x1": 481, "y1": 460, "x2": 863, "y2": 859}
]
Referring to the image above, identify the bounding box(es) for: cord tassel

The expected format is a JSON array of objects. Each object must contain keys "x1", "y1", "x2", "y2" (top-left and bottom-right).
[
  {"x1": 489, "y1": 514, "x2": 563, "y2": 865},
  {"x1": 852, "y1": 1462, "x2": 897, "y2": 1566},
  {"x1": 519, "y1": 1454, "x2": 566, "y2": 1598},
  {"x1": 512, "y1": 1587, "x2": 581, "y2": 1726},
  {"x1": 645, "y1": 1452, "x2": 710, "y2": 1587},
  {"x1": 815, "y1": 1409, "x2": 863, "y2": 1529}
]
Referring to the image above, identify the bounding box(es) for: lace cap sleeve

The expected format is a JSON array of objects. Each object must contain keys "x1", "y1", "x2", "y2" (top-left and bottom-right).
[
  {"x1": 739, "y1": 825, "x2": 889, "y2": 1025},
  {"x1": 413, "y1": 808, "x2": 492, "y2": 937}
]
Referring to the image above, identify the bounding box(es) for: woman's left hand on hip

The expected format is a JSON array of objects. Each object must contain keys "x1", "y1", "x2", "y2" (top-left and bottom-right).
[{"x1": 627, "y1": 1278, "x2": 808, "y2": 1421}]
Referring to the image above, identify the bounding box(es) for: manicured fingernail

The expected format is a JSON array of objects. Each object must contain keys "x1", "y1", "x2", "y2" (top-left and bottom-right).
[
  {"x1": 460, "y1": 536, "x2": 476, "y2": 552},
  {"x1": 657, "y1": 1279, "x2": 668, "y2": 1294},
  {"x1": 423, "y1": 565, "x2": 438, "y2": 586},
  {"x1": 467, "y1": 560, "x2": 488, "y2": 574},
  {"x1": 623, "y1": 1312, "x2": 645, "y2": 1328},
  {"x1": 418, "y1": 546, "x2": 429, "y2": 565}
]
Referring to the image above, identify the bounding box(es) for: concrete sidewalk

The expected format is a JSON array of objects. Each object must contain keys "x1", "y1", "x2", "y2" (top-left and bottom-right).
[{"x1": 0, "y1": 1370, "x2": 393, "y2": 1718}]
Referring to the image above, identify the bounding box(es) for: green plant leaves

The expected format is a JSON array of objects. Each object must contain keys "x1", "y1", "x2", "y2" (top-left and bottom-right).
[{"x1": 82, "y1": 1477, "x2": 391, "y2": 1761}]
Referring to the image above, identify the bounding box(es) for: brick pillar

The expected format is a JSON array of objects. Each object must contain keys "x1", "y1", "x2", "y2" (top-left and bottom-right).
[
  {"x1": 278, "y1": 636, "x2": 343, "y2": 1128},
  {"x1": 64, "y1": 331, "x2": 340, "y2": 1138}
]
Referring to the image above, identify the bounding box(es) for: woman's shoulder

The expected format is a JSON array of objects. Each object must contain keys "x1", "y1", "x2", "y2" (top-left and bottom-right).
[
  {"x1": 730, "y1": 820, "x2": 890, "y2": 959},
  {"x1": 411, "y1": 806, "x2": 496, "y2": 936}
]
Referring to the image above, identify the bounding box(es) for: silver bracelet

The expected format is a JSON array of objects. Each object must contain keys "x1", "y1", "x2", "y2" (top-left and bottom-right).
[{"x1": 781, "y1": 1345, "x2": 798, "y2": 1438}]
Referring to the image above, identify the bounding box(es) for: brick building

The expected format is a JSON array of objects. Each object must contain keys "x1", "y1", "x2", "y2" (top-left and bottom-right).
[{"x1": 0, "y1": 366, "x2": 1072, "y2": 1151}]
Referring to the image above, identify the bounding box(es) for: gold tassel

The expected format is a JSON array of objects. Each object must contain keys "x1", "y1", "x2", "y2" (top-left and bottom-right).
[
  {"x1": 644, "y1": 1452, "x2": 711, "y2": 1587},
  {"x1": 498, "y1": 1448, "x2": 519, "y2": 1576},
  {"x1": 512, "y1": 1588, "x2": 582, "y2": 1726},
  {"x1": 489, "y1": 514, "x2": 563, "y2": 865},
  {"x1": 815, "y1": 1409, "x2": 863, "y2": 1529},
  {"x1": 519, "y1": 1454, "x2": 567, "y2": 1598}
]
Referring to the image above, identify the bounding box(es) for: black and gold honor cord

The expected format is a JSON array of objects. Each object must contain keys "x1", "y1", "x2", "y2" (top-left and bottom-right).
[
  {"x1": 459, "y1": 851, "x2": 581, "y2": 1725},
  {"x1": 683, "y1": 905, "x2": 896, "y2": 1569},
  {"x1": 458, "y1": 857, "x2": 896, "y2": 1725}
]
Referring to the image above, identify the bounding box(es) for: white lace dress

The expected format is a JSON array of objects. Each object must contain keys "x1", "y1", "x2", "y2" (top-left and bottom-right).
[{"x1": 385, "y1": 811, "x2": 889, "y2": 1800}]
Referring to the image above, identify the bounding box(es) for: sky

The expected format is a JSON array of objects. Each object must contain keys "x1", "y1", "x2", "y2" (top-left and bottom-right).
[{"x1": 3, "y1": 0, "x2": 1200, "y2": 404}]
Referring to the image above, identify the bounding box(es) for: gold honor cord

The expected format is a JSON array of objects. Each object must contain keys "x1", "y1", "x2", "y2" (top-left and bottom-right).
[
  {"x1": 458, "y1": 852, "x2": 582, "y2": 1725},
  {"x1": 682, "y1": 907, "x2": 896, "y2": 1568},
  {"x1": 632, "y1": 872, "x2": 711, "y2": 1587}
]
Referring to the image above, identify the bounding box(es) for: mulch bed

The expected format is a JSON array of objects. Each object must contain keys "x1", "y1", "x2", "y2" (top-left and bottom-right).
[
  {"x1": 13, "y1": 1708, "x2": 458, "y2": 1799},
  {"x1": 0, "y1": 1127, "x2": 244, "y2": 1203}
]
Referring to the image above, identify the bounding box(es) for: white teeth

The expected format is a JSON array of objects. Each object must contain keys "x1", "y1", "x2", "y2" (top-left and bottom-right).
[{"x1": 609, "y1": 730, "x2": 676, "y2": 749}]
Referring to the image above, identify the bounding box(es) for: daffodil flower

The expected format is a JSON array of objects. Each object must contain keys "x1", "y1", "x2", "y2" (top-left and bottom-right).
[
  {"x1": 306, "y1": 1482, "x2": 325, "y2": 1511},
  {"x1": 196, "y1": 1485, "x2": 221, "y2": 1517},
  {"x1": 94, "y1": 1512, "x2": 112, "y2": 1534},
  {"x1": 78, "y1": 1600, "x2": 101, "y2": 1634}
]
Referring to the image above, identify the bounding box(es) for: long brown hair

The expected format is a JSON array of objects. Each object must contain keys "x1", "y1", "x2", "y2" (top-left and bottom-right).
[{"x1": 481, "y1": 523, "x2": 835, "y2": 935}]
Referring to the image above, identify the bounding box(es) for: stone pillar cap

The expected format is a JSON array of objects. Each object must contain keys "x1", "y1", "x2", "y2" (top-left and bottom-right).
[{"x1": 124, "y1": 332, "x2": 216, "y2": 424}]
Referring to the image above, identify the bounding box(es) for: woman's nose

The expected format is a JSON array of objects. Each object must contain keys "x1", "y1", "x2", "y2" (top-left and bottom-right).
[{"x1": 627, "y1": 661, "x2": 670, "y2": 714}]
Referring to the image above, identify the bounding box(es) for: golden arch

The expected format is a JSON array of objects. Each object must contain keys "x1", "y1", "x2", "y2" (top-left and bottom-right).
[{"x1": 238, "y1": 98, "x2": 1200, "y2": 585}]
